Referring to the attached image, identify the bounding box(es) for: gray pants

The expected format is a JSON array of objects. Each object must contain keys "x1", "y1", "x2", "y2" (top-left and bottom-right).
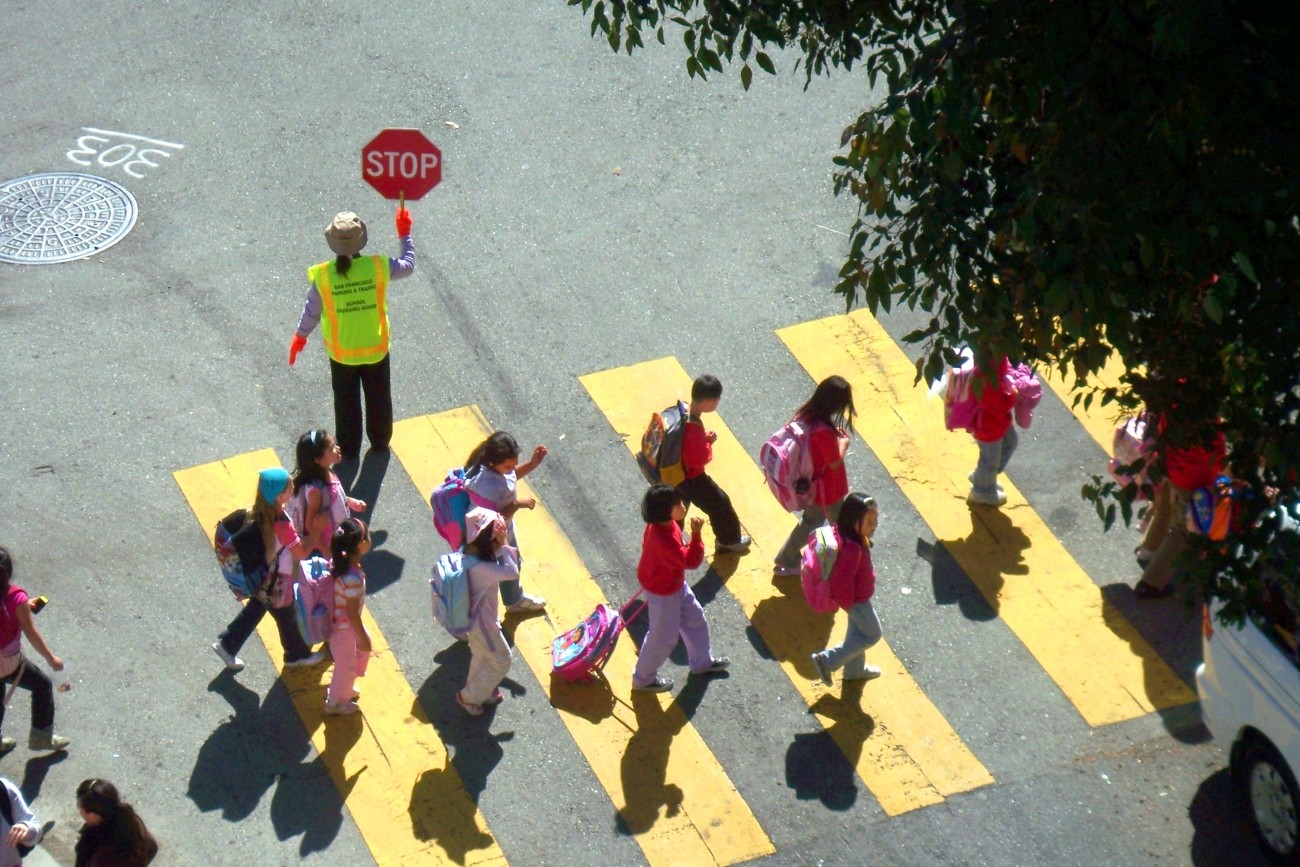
[{"x1": 774, "y1": 500, "x2": 843, "y2": 569}]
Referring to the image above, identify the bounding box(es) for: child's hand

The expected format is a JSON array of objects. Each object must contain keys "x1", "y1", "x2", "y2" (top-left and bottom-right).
[
  {"x1": 689, "y1": 516, "x2": 705, "y2": 536},
  {"x1": 532, "y1": 445, "x2": 548, "y2": 463},
  {"x1": 706, "y1": 431, "x2": 718, "y2": 444},
  {"x1": 347, "y1": 496, "x2": 366, "y2": 513},
  {"x1": 357, "y1": 633, "x2": 373, "y2": 654}
]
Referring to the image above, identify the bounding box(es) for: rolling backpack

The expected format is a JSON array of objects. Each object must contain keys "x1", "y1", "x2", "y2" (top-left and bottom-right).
[
  {"x1": 636, "y1": 401, "x2": 689, "y2": 486},
  {"x1": 759, "y1": 419, "x2": 816, "y2": 512},
  {"x1": 431, "y1": 468, "x2": 473, "y2": 550},
  {"x1": 551, "y1": 591, "x2": 648, "y2": 684},
  {"x1": 800, "y1": 526, "x2": 840, "y2": 613},
  {"x1": 293, "y1": 555, "x2": 335, "y2": 644},
  {"x1": 430, "y1": 551, "x2": 474, "y2": 640},
  {"x1": 213, "y1": 509, "x2": 273, "y2": 599}
]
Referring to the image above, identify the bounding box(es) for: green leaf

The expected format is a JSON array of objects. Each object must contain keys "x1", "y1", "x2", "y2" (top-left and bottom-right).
[
  {"x1": 755, "y1": 51, "x2": 776, "y2": 75},
  {"x1": 741, "y1": 64, "x2": 752, "y2": 90},
  {"x1": 1202, "y1": 293, "x2": 1224, "y2": 323},
  {"x1": 943, "y1": 151, "x2": 963, "y2": 181},
  {"x1": 1234, "y1": 251, "x2": 1258, "y2": 285}
]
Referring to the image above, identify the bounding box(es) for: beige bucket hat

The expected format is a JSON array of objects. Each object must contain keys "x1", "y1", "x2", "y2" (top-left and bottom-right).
[{"x1": 324, "y1": 212, "x2": 368, "y2": 256}]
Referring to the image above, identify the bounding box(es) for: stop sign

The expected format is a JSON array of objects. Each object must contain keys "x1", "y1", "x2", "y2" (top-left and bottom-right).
[{"x1": 361, "y1": 128, "x2": 442, "y2": 200}]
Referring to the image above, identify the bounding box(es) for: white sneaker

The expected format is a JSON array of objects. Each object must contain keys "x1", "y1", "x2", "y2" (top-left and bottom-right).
[
  {"x1": 844, "y1": 665, "x2": 883, "y2": 682},
  {"x1": 967, "y1": 488, "x2": 1007, "y2": 507},
  {"x1": 212, "y1": 641, "x2": 245, "y2": 671},
  {"x1": 715, "y1": 534, "x2": 752, "y2": 554},
  {"x1": 324, "y1": 700, "x2": 360, "y2": 716},
  {"x1": 284, "y1": 651, "x2": 326, "y2": 668},
  {"x1": 507, "y1": 593, "x2": 547, "y2": 614}
]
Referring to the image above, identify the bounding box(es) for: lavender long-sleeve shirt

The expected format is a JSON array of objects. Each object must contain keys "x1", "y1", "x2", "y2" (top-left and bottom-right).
[{"x1": 295, "y1": 235, "x2": 416, "y2": 337}]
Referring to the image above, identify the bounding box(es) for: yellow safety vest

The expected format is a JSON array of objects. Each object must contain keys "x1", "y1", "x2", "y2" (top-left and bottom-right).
[{"x1": 307, "y1": 255, "x2": 391, "y2": 365}]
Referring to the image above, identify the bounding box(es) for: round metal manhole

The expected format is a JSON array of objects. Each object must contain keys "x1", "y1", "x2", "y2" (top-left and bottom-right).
[{"x1": 0, "y1": 172, "x2": 138, "y2": 265}]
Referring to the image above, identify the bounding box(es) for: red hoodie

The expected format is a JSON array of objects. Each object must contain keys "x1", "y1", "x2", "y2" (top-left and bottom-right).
[{"x1": 637, "y1": 520, "x2": 705, "y2": 595}]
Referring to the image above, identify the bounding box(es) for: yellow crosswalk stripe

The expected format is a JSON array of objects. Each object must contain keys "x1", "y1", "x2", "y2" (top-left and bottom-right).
[
  {"x1": 389, "y1": 407, "x2": 774, "y2": 867},
  {"x1": 174, "y1": 450, "x2": 506, "y2": 867},
  {"x1": 581, "y1": 360, "x2": 994, "y2": 816},
  {"x1": 778, "y1": 310, "x2": 1197, "y2": 725}
]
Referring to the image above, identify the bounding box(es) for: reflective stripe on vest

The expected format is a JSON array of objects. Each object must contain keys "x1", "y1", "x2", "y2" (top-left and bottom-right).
[{"x1": 308, "y1": 256, "x2": 391, "y2": 365}]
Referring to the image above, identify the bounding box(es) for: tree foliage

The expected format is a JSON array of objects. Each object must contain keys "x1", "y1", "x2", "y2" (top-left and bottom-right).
[{"x1": 568, "y1": 0, "x2": 1300, "y2": 623}]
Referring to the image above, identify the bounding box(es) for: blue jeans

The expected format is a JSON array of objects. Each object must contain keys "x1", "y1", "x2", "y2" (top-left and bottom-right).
[
  {"x1": 971, "y1": 426, "x2": 1019, "y2": 496},
  {"x1": 219, "y1": 599, "x2": 313, "y2": 663},
  {"x1": 817, "y1": 600, "x2": 883, "y2": 678}
]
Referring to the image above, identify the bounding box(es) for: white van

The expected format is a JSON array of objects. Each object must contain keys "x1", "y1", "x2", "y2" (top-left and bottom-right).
[{"x1": 1197, "y1": 591, "x2": 1300, "y2": 864}]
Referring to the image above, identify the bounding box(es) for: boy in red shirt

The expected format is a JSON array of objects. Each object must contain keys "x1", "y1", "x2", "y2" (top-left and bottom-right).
[{"x1": 679, "y1": 375, "x2": 752, "y2": 553}]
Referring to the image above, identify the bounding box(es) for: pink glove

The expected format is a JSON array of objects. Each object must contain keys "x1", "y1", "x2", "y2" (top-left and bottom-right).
[
  {"x1": 289, "y1": 334, "x2": 307, "y2": 366},
  {"x1": 395, "y1": 207, "x2": 412, "y2": 237}
]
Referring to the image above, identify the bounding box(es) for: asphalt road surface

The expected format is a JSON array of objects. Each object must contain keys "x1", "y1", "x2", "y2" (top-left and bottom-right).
[{"x1": 0, "y1": 1, "x2": 1274, "y2": 864}]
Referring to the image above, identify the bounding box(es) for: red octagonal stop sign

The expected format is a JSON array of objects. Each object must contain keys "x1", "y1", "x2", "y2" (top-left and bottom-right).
[{"x1": 361, "y1": 128, "x2": 442, "y2": 200}]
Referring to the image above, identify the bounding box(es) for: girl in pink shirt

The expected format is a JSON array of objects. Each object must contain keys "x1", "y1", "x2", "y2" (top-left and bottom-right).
[
  {"x1": 810, "y1": 493, "x2": 884, "y2": 687},
  {"x1": 291, "y1": 428, "x2": 366, "y2": 555},
  {"x1": 325, "y1": 518, "x2": 372, "y2": 716}
]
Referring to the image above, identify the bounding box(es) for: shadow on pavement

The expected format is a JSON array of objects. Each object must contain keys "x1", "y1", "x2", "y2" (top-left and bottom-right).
[
  {"x1": 783, "y1": 682, "x2": 871, "y2": 811},
  {"x1": 189, "y1": 670, "x2": 345, "y2": 856},
  {"x1": 1189, "y1": 766, "x2": 1269, "y2": 865}
]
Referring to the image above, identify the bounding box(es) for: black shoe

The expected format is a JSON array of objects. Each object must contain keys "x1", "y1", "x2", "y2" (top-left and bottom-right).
[{"x1": 1134, "y1": 580, "x2": 1174, "y2": 600}]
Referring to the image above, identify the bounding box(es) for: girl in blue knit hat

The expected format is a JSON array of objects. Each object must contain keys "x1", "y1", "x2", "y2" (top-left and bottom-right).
[{"x1": 213, "y1": 467, "x2": 325, "y2": 672}]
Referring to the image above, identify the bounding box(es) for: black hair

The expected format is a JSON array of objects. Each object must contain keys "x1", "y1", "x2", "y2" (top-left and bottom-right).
[
  {"x1": 465, "y1": 431, "x2": 521, "y2": 476},
  {"x1": 796, "y1": 375, "x2": 856, "y2": 434},
  {"x1": 331, "y1": 518, "x2": 368, "y2": 574},
  {"x1": 76, "y1": 778, "x2": 153, "y2": 862},
  {"x1": 0, "y1": 546, "x2": 10, "y2": 592},
  {"x1": 335, "y1": 254, "x2": 354, "y2": 276},
  {"x1": 642, "y1": 484, "x2": 687, "y2": 524},
  {"x1": 691, "y1": 374, "x2": 723, "y2": 402},
  {"x1": 836, "y1": 492, "x2": 877, "y2": 547},
  {"x1": 293, "y1": 428, "x2": 333, "y2": 493}
]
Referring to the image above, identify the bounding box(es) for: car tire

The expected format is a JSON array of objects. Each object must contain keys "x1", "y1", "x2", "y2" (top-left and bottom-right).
[{"x1": 1243, "y1": 739, "x2": 1300, "y2": 865}]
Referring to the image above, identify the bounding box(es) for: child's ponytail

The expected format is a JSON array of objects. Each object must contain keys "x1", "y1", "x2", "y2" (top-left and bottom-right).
[{"x1": 331, "y1": 518, "x2": 367, "y2": 575}]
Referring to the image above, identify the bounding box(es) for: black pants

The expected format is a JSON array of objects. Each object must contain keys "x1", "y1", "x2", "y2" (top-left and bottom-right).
[
  {"x1": 219, "y1": 600, "x2": 313, "y2": 663},
  {"x1": 678, "y1": 473, "x2": 742, "y2": 546},
  {"x1": 0, "y1": 657, "x2": 54, "y2": 732},
  {"x1": 329, "y1": 354, "x2": 393, "y2": 459}
]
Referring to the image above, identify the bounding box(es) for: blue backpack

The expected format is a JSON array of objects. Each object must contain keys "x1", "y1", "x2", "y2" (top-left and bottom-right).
[{"x1": 430, "y1": 552, "x2": 473, "y2": 639}]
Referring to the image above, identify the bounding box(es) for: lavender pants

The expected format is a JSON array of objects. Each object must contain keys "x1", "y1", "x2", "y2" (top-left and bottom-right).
[{"x1": 632, "y1": 583, "x2": 714, "y2": 687}]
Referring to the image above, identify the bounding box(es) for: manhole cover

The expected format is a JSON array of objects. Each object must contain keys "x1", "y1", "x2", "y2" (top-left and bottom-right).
[{"x1": 0, "y1": 172, "x2": 138, "y2": 265}]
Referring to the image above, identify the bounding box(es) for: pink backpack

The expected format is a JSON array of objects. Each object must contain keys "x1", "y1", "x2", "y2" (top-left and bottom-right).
[
  {"x1": 942, "y1": 355, "x2": 979, "y2": 432},
  {"x1": 1109, "y1": 411, "x2": 1156, "y2": 500},
  {"x1": 551, "y1": 592, "x2": 647, "y2": 684},
  {"x1": 759, "y1": 419, "x2": 816, "y2": 512},
  {"x1": 293, "y1": 556, "x2": 335, "y2": 645},
  {"x1": 800, "y1": 526, "x2": 840, "y2": 613}
]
